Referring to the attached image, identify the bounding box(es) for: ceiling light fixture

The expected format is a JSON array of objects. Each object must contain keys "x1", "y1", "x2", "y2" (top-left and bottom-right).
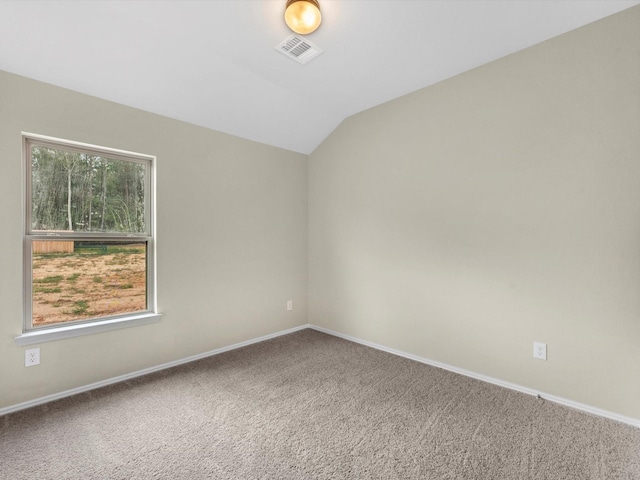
[{"x1": 284, "y1": 0, "x2": 322, "y2": 35}]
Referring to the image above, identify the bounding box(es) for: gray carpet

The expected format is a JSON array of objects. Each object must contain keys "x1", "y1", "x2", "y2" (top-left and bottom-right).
[{"x1": 1, "y1": 329, "x2": 639, "y2": 479}]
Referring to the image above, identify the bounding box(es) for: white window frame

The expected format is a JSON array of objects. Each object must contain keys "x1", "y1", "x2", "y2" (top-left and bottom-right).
[{"x1": 15, "y1": 133, "x2": 161, "y2": 346}]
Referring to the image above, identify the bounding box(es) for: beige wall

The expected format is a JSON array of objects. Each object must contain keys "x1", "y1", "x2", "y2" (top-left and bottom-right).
[
  {"x1": 309, "y1": 7, "x2": 640, "y2": 419},
  {"x1": 0, "y1": 71, "x2": 308, "y2": 408}
]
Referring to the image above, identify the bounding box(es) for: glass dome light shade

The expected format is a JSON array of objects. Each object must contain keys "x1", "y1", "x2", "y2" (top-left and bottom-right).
[{"x1": 285, "y1": 0, "x2": 322, "y2": 35}]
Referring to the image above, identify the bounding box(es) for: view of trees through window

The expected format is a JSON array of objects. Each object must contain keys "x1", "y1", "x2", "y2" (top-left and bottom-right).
[
  {"x1": 27, "y1": 141, "x2": 150, "y2": 327},
  {"x1": 31, "y1": 145, "x2": 147, "y2": 233}
]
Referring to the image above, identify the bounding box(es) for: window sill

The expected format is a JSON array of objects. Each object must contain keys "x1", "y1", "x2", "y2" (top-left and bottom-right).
[{"x1": 14, "y1": 313, "x2": 162, "y2": 346}]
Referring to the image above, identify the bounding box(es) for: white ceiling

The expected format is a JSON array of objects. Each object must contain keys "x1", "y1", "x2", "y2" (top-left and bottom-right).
[{"x1": 0, "y1": 0, "x2": 638, "y2": 154}]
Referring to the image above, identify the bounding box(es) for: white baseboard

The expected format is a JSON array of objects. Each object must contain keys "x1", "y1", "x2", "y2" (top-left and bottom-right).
[
  {"x1": 4, "y1": 323, "x2": 638, "y2": 429},
  {"x1": 0, "y1": 324, "x2": 309, "y2": 417},
  {"x1": 309, "y1": 324, "x2": 640, "y2": 429}
]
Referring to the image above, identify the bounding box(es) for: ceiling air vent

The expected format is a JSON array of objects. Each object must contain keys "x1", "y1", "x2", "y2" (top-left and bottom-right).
[{"x1": 276, "y1": 34, "x2": 323, "y2": 64}]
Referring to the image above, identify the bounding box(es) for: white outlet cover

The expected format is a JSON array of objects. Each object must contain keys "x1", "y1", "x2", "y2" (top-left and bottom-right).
[
  {"x1": 25, "y1": 347, "x2": 40, "y2": 367},
  {"x1": 533, "y1": 342, "x2": 547, "y2": 360}
]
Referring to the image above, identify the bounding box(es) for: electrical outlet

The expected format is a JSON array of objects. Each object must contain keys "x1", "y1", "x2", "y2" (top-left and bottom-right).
[
  {"x1": 25, "y1": 347, "x2": 40, "y2": 367},
  {"x1": 533, "y1": 342, "x2": 547, "y2": 360},
  {"x1": 286, "y1": 300, "x2": 293, "y2": 311}
]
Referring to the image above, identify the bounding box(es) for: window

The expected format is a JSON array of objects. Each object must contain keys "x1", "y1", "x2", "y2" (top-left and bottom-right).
[{"x1": 16, "y1": 133, "x2": 159, "y2": 345}]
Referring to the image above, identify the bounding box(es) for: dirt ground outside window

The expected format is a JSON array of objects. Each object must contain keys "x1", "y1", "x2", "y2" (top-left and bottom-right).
[{"x1": 31, "y1": 245, "x2": 146, "y2": 326}]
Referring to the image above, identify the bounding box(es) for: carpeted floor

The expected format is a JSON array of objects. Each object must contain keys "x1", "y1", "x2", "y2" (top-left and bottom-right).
[{"x1": 1, "y1": 329, "x2": 639, "y2": 479}]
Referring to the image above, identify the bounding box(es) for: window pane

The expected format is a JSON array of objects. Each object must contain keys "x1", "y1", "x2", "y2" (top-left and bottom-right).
[
  {"x1": 31, "y1": 241, "x2": 147, "y2": 327},
  {"x1": 30, "y1": 144, "x2": 148, "y2": 234}
]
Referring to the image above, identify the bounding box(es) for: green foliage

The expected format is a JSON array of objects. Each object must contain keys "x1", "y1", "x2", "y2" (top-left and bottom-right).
[
  {"x1": 36, "y1": 275, "x2": 63, "y2": 284},
  {"x1": 67, "y1": 273, "x2": 81, "y2": 282},
  {"x1": 74, "y1": 244, "x2": 108, "y2": 255},
  {"x1": 71, "y1": 300, "x2": 89, "y2": 315},
  {"x1": 33, "y1": 286, "x2": 62, "y2": 294},
  {"x1": 74, "y1": 244, "x2": 145, "y2": 257},
  {"x1": 108, "y1": 246, "x2": 144, "y2": 254},
  {"x1": 93, "y1": 276, "x2": 103, "y2": 283},
  {"x1": 30, "y1": 145, "x2": 147, "y2": 234}
]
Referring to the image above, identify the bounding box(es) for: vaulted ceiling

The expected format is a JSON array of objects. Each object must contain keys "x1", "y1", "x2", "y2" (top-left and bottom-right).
[{"x1": 0, "y1": 1, "x2": 637, "y2": 154}]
